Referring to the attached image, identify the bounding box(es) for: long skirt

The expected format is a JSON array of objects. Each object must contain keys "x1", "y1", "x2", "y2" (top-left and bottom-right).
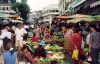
[{"x1": 64, "y1": 38, "x2": 71, "y2": 51}]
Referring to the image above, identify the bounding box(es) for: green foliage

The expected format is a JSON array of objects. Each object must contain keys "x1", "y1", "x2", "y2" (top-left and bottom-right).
[
  {"x1": 21, "y1": 0, "x2": 27, "y2": 3},
  {"x1": 12, "y1": 1, "x2": 30, "y2": 20}
]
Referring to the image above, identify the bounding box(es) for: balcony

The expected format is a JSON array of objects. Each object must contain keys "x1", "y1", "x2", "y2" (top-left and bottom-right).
[{"x1": 90, "y1": 0, "x2": 100, "y2": 8}]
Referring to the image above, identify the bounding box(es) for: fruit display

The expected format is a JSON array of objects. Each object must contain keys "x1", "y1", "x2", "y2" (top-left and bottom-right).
[
  {"x1": 38, "y1": 57, "x2": 52, "y2": 62},
  {"x1": 44, "y1": 44, "x2": 63, "y2": 51},
  {"x1": 27, "y1": 40, "x2": 39, "y2": 46},
  {"x1": 49, "y1": 52, "x2": 65, "y2": 60},
  {"x1": 83, "y1": 47, "x2": 88, "y2": 56},
  {"x1": 26, "y1": 39, "x2": 65, "y2": 64},
  {"x1": 61, "y1": 60, "x2": 70, "y2": 64}
]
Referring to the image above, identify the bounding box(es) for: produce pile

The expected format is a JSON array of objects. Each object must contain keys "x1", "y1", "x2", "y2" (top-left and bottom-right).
[
  {"x1": 26, "y1": 40, "x2": 68, "y2": 64},
  {"x1": 44, "y1": 44, "x2": 63, "y2": 51},
  {"x1": 52, "y1": 32, "x2": 64, "y2": 42}
]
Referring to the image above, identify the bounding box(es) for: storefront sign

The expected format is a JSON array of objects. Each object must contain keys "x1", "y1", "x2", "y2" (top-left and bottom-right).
[{"x1": 90, "y1": 1, "x2": 100, "y2": 8}]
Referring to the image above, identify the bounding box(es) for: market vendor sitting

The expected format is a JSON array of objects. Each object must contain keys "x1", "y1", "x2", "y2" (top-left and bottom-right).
[
  {"x1": 33, "y1": 40, "x2": 46, "y2": 63},
  {"x1": 45, "y1": 33, "x2": 52, "y2": 43},
  {"x1": 34, "y1": 40, "x2": 46, "y2": 58},
  {"x1": 31, "y1": 32, "x2": 38, "y2": 42}
]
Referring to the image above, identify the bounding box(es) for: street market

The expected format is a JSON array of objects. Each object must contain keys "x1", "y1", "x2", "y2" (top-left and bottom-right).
[{"x1": 0, "y1": 0, "x2": 100, "y2": 64}]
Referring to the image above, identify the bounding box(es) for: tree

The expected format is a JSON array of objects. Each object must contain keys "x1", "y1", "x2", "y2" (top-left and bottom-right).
[
  {"x1": 12, "y1": 0, "x2": 30, "y2": 21},
  {"x1": 21, "y1": 0, "x2": 27, "y2": 3}
]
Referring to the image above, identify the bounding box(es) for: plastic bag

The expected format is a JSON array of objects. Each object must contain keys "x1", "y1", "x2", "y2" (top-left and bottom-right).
[{"x1": 72, "y1": 49, "x2": 78, "y2": 60}]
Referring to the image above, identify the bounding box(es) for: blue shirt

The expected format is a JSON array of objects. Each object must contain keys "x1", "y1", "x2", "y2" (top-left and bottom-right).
[{"x1": 2, "y1": 50, "x2": 17, "y2": 64}]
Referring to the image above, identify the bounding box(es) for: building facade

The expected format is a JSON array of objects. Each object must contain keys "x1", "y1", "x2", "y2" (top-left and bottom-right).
[
  {"x1": 59, "y1": 0, "x2": 73, "y2": 15},
  {"x1": 42, "y1": 4, "x2": 59, "y2": 23},
  {"x1": 0, "y1": 0, "x2": 17, "y2": 19},
  {"x1": 74, "y1": 0, "x2": 100, "y2": 15},
  {"x1": 29, "y1": 10, "x2": 42, "y2": 23},
  {"x1": 0, "y1": 0, "x2": 16, "y2": 4}
]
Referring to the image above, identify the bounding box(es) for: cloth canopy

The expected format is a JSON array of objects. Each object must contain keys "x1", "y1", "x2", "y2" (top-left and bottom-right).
[
  {"x1": 70, "y1": 14, "x2": 91, "y2": 18},
  {"x1": 67, "y1": 17, "x2": 95, "y2": 23}
]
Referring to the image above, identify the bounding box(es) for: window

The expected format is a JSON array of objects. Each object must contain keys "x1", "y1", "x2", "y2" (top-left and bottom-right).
[
  {"x1": 2, "y1": 7, "x2": 5, "y2": 11},
  {"x1": 7, "y1": 7, "x2": 8, "y2": 10},
  {"x1": 50, "y1": 10, "x2": 52, "y2": 12},
  {"x1": 53, "y1": 10, "x2": 55, "y2": 12},
  {"x1": 10, "y1": 7, "x2": 12, "y2": 10},
  {"x1": 56, "y1": 10, "x2": 58, "y2": 12},
  {"x1": 0, "y1": 7, "x2": 1, "y2": 10}
]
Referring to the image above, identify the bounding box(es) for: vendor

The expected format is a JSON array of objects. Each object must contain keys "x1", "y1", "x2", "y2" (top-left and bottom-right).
[
  {"x1": 31, "y1": 32, "x2": 38, "y2": 42},
  {"x1": 22, "y1": 46, "x2": 33, "y2": 64},
  {"x1": 34, "y1": 40, "x2": 46, "y2": 58}
]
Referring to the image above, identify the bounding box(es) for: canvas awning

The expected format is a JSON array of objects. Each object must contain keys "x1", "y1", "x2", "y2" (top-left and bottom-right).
[
  {"x1": 92, "y1": 15, "x2": 100, "y2": 21},
  {"x1": 0, "y1": 13, "x2": 9, "y2": 18},
  {"x1": 67, "y1": 17, "x2": 95, "y2": 23},
  {"x1": 69, "y1": 14, "x2": 91, "y2": 18},
  {"x1": 56, "y1": 16, "x2": 70, "y2": 19},
  {"x1": 16, "y1": 17, "x2": 22, "y2": 20}
]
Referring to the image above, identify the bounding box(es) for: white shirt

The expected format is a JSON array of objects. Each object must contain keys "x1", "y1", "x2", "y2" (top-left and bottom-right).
[
  {"x1": 12, "y1": 26, "x2": 16, "y2": 31},
  {"x1": 0, "y1": 31, "x2": 11, "y2": 48},
  {"x1": 0, "y1": 40, "x2": 3, "y2": 48},
  {"x1": 30, "y1": 24, "x2": 34, "y2": 28},
  {"x1": 0, "y1": 31, "x2": 11, "y2": 39},
  {"x1": 15, "y1": 28, "x2": 27, "y2": 40},
  {"x1": 86, "y1": 34, "x2": 90, "y2": 44},
  {"x1": 1, "y1": 29, "x2": 7, "y2": 33},
  {"x1": 24, "y1": 25, "x2": 29, "y2": 29}
]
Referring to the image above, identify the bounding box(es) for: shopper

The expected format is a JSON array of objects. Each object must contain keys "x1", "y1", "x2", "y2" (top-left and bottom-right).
[
  {"x1": 89, "y1": 25, "x2": 100, "y2": 64},
  {"x1": 71, "y1": 28, "x2": 83, "y2": 64},
  {"x1": 15, "y1": 24, "x2": 27, "y2": 50},
  {"x1": 2, "y1": 38, "x2": 18, "y2": 64},
  {"x1": 64, "y1": 24, "x2": 73, "y2": 54},
  {"x1": 33, "y1": 24, "x2": 41, "y2": 40}
]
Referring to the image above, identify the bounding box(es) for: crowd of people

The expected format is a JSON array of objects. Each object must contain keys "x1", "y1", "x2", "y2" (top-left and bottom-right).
[{"x1": 0, "y1": 20, "x2": 100, "y2": 64}]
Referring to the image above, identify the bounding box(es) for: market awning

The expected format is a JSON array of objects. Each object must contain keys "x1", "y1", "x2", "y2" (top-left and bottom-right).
[
  {"x1": 56, "y1": 16, "x2": 70, "y2": 19},
  {"x1": 0, "y1": 13, "x2": 9, "y2": 18},
  {"x1": 92, "y1": 15, "x2": 100, "y2": 20},
  {"x1": 70, "y1": 14, "x2": 91, "y2": 18},
  {"x1": 67, "y1": 17, "x2": 96, "y2": 23},
  {"x1": 16, "y1": 17, "x2": 22, "y2": 20}
]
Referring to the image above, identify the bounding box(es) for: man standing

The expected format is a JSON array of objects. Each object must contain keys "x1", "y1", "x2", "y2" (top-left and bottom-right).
[
  {"x1": 15, "y1": 24, "x2": 27, "y2": 50},
  {"x1": 89, "y1": 25, "x2": 100, "y2": 64}
]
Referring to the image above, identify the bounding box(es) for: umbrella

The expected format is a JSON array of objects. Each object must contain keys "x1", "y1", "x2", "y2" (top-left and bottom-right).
[
  {"x1": 6, "y1": 18, "x2": 11, "y2": 20},
  {"x1": 67, "y1": 17, "x2": 96, "y2": 23},
  {"x1": 16, "y1": 17, "x2": 22, "y2": 20},
  {"x1": 70, "y1": 14, "x2": 91, "y2": 18},
  {"x1": 56, "y1": 16, "x2": 70, "y2": 19},
  {"x1": 0, "y1": 14, "x2": 9, "y2": 18}
]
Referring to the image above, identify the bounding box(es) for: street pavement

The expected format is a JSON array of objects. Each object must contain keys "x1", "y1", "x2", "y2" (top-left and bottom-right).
[{"x1": 64, "y1": 54, "x2": 100, "y2": 64}]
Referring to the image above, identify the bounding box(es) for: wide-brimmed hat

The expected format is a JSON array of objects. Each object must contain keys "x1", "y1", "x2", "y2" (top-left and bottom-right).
[{"x1": 39, "y1": 40, "x2": 45, "y2": 46}]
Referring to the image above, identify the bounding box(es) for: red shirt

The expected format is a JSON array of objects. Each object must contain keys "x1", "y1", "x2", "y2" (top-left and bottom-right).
[
  {"x1": 71, "y1": 33, "x2": 82, "y2": 50},
  {"x1": 31, "y1": 36, "x2": 38, "y2": 42}
]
